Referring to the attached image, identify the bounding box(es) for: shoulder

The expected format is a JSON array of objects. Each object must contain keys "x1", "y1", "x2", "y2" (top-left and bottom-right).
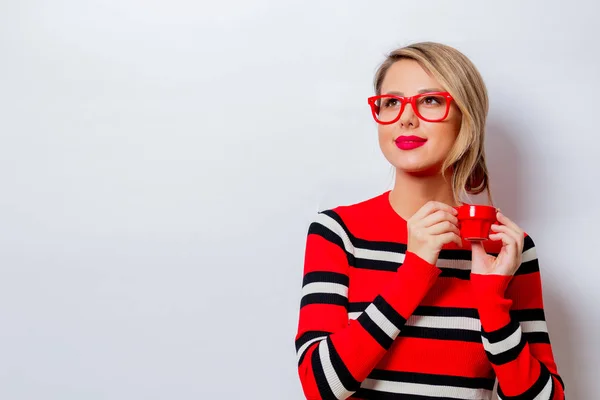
[
  {"x1": 328, "y1": 191, "x2": 388, "y2": 220},
  {"x1": 507, "y1": 231, "x2": 547, "y2": 305},
  {"x1": 520, "y1": 231, "x2": 538, "y2": 269},
  {"x1": 522, "y1": 231, "x2": 536, "y2": 253},
  {"x1": 318, "y1": 190, "x2": 388, "y2": 223},
  {"x1": 495, "y1": 230, "x2": 540, "y2": 276},
  {"x1": 308, "y1": 191, "x2": 389, "y2": 238}
]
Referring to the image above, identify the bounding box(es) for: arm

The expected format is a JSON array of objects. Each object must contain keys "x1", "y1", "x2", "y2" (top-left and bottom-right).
[
  {"x1": 471, "y1": 235, "x2": 565, "y2": 399},
  {"x1": 295, "y1": 210, "x2": 441, "y2": 400}
]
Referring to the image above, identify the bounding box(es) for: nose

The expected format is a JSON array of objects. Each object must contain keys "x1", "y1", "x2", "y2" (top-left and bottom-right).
[{"x1": 398, "y1": 101, "x2": 419, "y2": 127}]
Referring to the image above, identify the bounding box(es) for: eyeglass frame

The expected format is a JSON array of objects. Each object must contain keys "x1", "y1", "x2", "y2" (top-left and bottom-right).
[{"x1": 367, "y1": 91, "x2": 454, "y2": 124}]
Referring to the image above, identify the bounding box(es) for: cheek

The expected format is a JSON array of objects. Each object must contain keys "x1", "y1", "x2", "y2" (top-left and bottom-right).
[
  {"x1": 377, "y1": 125, "x2": 392, "y2": 147},
  {"x1": 426, "y1": 125, "x2": 459, "y2": 155},
  {"x1": 377, "y1": 124, "x2": 394, "y2": 139}
]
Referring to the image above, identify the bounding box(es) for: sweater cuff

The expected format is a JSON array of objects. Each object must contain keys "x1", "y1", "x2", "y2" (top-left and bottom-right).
[
  {"x1": 380, "y1": 251, "x2": 441, "y2": 318},
  {"x1": 470, "y1": 273, "x2": 513, "y2": 332}
]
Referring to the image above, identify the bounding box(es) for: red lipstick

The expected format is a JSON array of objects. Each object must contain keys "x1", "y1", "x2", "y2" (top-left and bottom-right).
[{"x1": 395, "y1": 135, "x2": 427, "y2": 150}]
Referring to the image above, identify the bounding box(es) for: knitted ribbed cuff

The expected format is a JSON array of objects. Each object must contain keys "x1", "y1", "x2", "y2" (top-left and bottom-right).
[
  {"x1": 380, "y1": 251, "x2": 441, "y2": 319},
  {"x1": 470, "y1": 273, "x2": 513, "y2": 332}
]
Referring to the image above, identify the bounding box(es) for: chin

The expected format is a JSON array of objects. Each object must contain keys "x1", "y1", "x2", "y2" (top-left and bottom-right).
[
  {"x1": 398, "y1": 165, "x2": 439, "y2": 176},
  {"x1": 381, "y1": 144, "x2": 445, "y2": 176},
  {"x1": 389, "y1": 157, "x2": 444, "y2": 176}
]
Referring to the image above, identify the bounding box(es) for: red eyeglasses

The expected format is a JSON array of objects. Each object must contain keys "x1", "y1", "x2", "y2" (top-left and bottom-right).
[{"x1": 367, "y1": 91, "x2": 454, "y2": 124}]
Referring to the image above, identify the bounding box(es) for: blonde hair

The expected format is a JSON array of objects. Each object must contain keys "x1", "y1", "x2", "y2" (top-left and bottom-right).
[{"x1": 373, "y1": 41, "x2": 493, "y2": 205}]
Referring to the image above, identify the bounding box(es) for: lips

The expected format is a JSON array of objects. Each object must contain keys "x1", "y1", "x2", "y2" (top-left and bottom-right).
[
  {"x1": 395, "y1": 135, "x2": 427, "y2": 143},
  {"x1": 395, "y1": 135, "x2": 427, "y2": 150}
]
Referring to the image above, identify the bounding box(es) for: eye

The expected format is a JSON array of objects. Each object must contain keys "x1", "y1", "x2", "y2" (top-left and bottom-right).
[
  {"x1": 423, "y1": 96, "x2": 441, "y2": 105},
  {"x1": 382, "y1": 98, "x2": 399, "y2": 108},
  {"x1": 418, "y1": 95, "x2": 446, "y2": 108}
]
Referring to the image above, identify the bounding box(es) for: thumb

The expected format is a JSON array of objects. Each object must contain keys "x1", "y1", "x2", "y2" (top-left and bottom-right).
[{"x1": 470, "y1": 241, "x2": 487, "y2": 262}]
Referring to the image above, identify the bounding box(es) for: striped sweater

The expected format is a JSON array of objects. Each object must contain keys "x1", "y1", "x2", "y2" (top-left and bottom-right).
[{"x1": 294, "y1": 191, "x2": 565, "y2": 400}]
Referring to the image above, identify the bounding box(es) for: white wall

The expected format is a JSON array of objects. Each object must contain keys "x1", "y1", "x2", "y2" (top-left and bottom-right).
[{"x1": 0, "y1": 0, "x2": 597, "y2": 398}]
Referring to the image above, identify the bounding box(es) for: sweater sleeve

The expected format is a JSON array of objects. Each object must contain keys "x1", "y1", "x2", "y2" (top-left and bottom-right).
[
  {"x1": 470, "y1": 234, "x2": 565, "y2": 400},
  {"x1": 294, "y1": 210, "x2": 441, "y2": 400}
]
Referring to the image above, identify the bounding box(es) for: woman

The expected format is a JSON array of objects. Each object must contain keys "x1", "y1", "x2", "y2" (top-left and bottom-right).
[{"x1": 294, "y1": 42, "x2": 564, "y2": 400}]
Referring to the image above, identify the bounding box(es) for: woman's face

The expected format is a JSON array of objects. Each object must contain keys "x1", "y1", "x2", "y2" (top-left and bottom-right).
[{"x1": 377, "y1": 59, "x2": 462, "y2": 175}]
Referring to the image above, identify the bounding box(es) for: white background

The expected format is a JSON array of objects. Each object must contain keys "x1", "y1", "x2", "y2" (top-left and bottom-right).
[{"x1": 0, "y1": 1, "x2": 598, "y2": 399}]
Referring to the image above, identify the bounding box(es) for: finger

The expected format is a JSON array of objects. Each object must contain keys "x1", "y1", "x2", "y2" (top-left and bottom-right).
[
  {"x1": 421, "y1": 210, "x2": 459, "y2": 228},
  {"x1": 413, "y1": 201, "x2": 458, "y2": 221},
  {"x1": 427, "y1": 220, "x2": 461, "y2": 237},
  {"x1": 490, "y1": 224, "x2": 523, "y2": 250},
  {"x1": 496, "y1": 212, "x2": 523, "y2": 237},
  {"x1": 438, "y1": 231, "x2": 463, "y2": 248},
  {"x1": 491, "y1": 224, "x2": 524, "y2": 253},
  {"x1": 454, "y1": 234, "x2": 464, "y2": 248},
  {"x1": 489, "y1": 232, "x2": 520, "y2": 263},
  {"x1": 489, "y1": 232, "x2": 519, "y2": 257}
]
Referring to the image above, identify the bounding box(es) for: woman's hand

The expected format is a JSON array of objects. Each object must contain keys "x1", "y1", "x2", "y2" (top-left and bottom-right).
[
  {"x1": 471, "y1": 211, "x2": 524, "y2": 276},
  {"x1": 407, "y1": 201, "x2": 462, "y2": 265}
]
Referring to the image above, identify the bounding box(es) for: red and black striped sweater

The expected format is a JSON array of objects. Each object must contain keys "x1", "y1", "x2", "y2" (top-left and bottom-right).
[{"x1": 294, "y1": 191, "x2": 564, "y2": 399}]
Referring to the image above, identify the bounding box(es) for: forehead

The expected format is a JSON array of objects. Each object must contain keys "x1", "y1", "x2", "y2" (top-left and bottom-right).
[{"x1": 380, "y1": 59, "x2": 442, "y2": 95}]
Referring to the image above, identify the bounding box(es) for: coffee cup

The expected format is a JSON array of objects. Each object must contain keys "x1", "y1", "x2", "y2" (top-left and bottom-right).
[{"x1": 455, "y1": 204, "x2": 498, "y2": 241}]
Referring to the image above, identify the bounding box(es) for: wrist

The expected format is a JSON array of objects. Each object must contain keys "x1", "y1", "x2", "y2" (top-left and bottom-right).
[
  {"x1": 407, "y1": 248, "x2": 438, "y2": 266},
  {"x1": 405, "y1": 250, "x2": 440, "y2": 271}
]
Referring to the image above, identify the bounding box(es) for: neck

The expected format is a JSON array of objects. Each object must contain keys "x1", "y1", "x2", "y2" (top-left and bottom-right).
[{"x1": 389, "y1": 168, "x2": 460, "y2": 221}]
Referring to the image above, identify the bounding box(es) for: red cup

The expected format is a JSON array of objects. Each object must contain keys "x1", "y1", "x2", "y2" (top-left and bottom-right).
[{"x1": 455, "y1": 204, "x2": 498, "y2": 241}]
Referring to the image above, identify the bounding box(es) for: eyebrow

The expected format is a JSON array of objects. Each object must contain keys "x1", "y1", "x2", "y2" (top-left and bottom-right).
[{"x1": 383, "y1": 88, "x2": 443, "y2": 96}]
